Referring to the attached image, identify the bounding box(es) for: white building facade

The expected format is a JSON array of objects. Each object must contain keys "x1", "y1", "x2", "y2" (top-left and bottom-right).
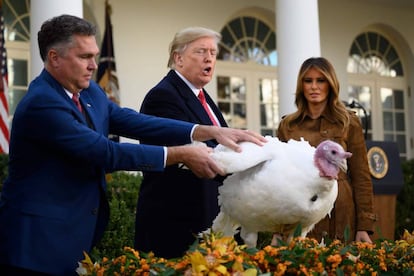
[{"x1": 4, "y1": 0, "x2": 414, "y2": 160}]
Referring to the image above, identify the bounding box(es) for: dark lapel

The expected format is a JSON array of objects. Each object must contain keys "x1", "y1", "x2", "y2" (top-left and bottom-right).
[{"x1": 167, "y1": 70, "x2": 228, "y2": 127}]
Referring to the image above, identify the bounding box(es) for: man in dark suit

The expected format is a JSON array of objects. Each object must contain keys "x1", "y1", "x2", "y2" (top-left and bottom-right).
[
  {"x1": 135, "y1": 27, "x2": 231, "y2": 258},
  {"x1": 0, "y1": 16, "x2": 265, "y2": 275}
]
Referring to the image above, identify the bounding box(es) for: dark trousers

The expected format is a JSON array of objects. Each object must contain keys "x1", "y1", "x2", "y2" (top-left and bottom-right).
[{"x1": 0, "y1": 264, "x2": 51, "y2": 276}]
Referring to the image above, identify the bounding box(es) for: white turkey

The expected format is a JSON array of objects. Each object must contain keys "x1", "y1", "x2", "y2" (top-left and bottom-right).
[{"x1": 209, "y1": 136, "x2": 352, "y2": 248}]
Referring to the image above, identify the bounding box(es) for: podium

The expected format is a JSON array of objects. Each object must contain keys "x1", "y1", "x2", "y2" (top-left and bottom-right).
[{"x1": 365, "y1": 141, "x2": 404, "y2": 240}]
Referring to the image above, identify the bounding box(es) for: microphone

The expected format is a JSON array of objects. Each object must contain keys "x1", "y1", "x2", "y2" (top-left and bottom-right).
[
  {"x1": 342, "y1": 99, "x2": 368, "y2": 140},
  {"x1": 342, "y1": 100, "x2": 358, "y2": 108}
]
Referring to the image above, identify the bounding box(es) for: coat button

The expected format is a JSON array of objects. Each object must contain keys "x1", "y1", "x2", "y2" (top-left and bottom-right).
[{"x1": 91, "y1": 208, "x2": 98, "y2": 215}]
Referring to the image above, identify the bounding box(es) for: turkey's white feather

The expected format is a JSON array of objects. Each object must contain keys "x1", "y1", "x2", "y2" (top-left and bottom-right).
[{"x1": 209, "y1": 136, "x2": 345, "y2": 248}]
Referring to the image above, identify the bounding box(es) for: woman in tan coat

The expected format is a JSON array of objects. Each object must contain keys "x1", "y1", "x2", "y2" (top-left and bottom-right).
[{"x1": 275, "y1": 57, "x2": 376, "y2": 243}]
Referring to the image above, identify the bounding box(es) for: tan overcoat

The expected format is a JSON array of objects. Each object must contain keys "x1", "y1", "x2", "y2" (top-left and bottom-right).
[{"x1": 277, "y1": 110, "x2": 376, "y2": 241}]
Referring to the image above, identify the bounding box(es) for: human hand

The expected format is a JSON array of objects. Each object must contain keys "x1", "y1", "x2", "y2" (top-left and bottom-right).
[
  {"x1": 167, "y1": 142, "x2": 225, "y2": 178},
  {"x1": 355, "y1": 231, "x2": 372, "y2": 243},
  {"x1": 193, "y1": 126, "x2": 267, "y2": 152}
]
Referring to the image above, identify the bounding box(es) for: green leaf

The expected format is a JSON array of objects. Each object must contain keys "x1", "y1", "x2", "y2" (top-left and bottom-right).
[
  {"x1": 343, "y1": 225, "x2": 350, "y2": 243},
  {"x1": 293, "y1": 223, "x2": 302, "y2": 238}
]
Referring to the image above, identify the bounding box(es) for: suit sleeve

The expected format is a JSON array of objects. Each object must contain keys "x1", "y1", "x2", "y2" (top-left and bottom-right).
[{"x1": 17, "y1": 86, "x2": 193, "y2": 172}]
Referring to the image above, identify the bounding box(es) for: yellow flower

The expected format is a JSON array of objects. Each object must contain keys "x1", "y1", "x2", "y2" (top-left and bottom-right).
[
  {"x1": 189, "y1": 251, "x2": 228, "y2": 275},
  {"x1": 76, "y1": 251, "x2": 98, "y2": 276},
  {"x1": 76, "y1": 229, "x2": 414, "y2": 275},
  {"x1": 402, "y1": 229, "x2": 414, "y2": 245}
]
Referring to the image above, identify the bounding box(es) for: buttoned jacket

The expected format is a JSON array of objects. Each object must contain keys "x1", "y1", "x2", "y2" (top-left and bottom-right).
[
  {"x1": 135, "y1": 70, "x2": 228, "y2": 258},
  {"x1": 0, "y1": 69, "x2": 194, "y2": 274}
]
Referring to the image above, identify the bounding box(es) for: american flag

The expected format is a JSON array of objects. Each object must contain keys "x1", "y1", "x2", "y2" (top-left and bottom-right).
[
  {"x1": 97, "y1": 1, "x2": 120, "y2": 105},
  {"x1": 97, "y1": 1, "x2": 120, "y2": 142},
  {"x1": 0, "y1": 1, "x2": 9, "y2": 154}
]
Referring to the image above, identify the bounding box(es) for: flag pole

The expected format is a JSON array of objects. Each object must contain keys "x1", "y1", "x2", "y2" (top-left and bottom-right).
[{"x1": 97, "y1": 0, "x2": 120, "y2": 142}]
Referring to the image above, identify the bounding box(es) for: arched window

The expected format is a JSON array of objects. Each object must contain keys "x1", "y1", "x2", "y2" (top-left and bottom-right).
[
  {"x1": 4, "y1": 0, "x2": 30, "y2": 42},
  {"x1": 348, "y1": 32, "x2": 403, "y2": 77},
  {"x1": 347, "y1": 31, "x2": 408, "y2": 160},
  {"x1": 3, "y1": 0, "x2": 30, "y2": 117},
  {"x1": 218, "y1": 16, "x2": 277, "y2": 66},
  {"x1": 215, "y1": 15, "x2": 278, "y2": 136}
]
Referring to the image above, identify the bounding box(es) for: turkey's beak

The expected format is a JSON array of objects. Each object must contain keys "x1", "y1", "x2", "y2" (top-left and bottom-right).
[{"x1": 338, "y1": 159, "x2": 348, "y2": 172}]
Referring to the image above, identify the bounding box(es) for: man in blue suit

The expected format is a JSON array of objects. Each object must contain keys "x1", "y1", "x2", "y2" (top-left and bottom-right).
[
  {"x1": 0, "y1": 15, "x2": 265, "y2": 275},
  {"x1": 135, "y1": 27, "x2": 232, "y2": 258}
]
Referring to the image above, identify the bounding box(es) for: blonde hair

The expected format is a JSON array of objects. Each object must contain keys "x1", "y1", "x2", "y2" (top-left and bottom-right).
[
  {"x1": 282, "y1": 57, "x2": 350, "y2": 130},
  {"x1": 167, "y1": 27, "x2": 221, "y2": 69}
]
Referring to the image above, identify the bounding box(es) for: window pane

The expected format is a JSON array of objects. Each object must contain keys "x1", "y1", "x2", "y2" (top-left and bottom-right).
[
  {"x1": 256, "y1": 21, "x2": 268, "y2": 42},
  {"x1": 383, "y1": 111, "x2": 393, "y2": 131},
  {"x1": 218, "y1": 102, "x2": 230, "y2": 122},
  {"x1": 378, "y1": 35, "x2": 388, "y2": 54},
  {"x1": 8, "y1": 88, "x2": 26, "y2": 115},
  {"x1": 216, "y1": 75, "x2": 247, "y2": 129},
  {"x1": 265, "y1": 32, "x2": 276, "y2": 50},
  {"x1": 259, "y1": 78, "x2": 278, "y2": 130},
  {"x1": 395, "y1": 113, "x2": 405, "y2": 131},
  {"x1": 381, "y1": 88, "x2": 393, "y2": 109},
  {"x1": 9, "y1": 59, "x2": 28, "y2": 86},
  {"x1": 217, "y1": 76, "x2": 230, "y2": 100},
  {"x1": 396, "y1": 134, "x2": 406, "y2": 154},
  {"x1": 231, "y1": 77, "x2": 246, "y2": 101},
  {"x1": 232, "y1": 103, "x2": 246, "y2": 129},
  {"x1": 243, "y1": 17, "x2": 255, "y2": 37},
  {"x1": 261, "y1": 129, "x2": 273, "y2": 136},
  {"x1": 394, "y1": 90, "x2": 404, "y2": 109},
  {"x1": 392, "y1": 61, "x2": 403, "y2": 76},
  {"x1": 356, "y1": 33, "x2": 368, "y2": 52},
  {"x1": 229, "y1": 18, "x2": 242, "y2": 39},
  {"x1": 347, "y1": 85, "x2": 372, "y2": 133}
]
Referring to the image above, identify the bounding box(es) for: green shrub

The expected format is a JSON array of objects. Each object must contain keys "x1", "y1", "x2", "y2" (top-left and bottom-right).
[
  {"x1": 0, "y1": 153, "x2": 9, "y2": 192},
  {"x1": 395, "y1": 159, "x2": 414, "y2": 239},
  {"x1": 90, "y1": 171, "x2": 142, "y2": 260}
]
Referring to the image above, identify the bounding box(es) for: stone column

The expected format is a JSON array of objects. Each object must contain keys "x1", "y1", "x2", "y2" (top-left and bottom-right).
[
  {"x1": 276, "y1": 0, "x2": 321, "y2": 116},
  {"x1": 30, "y1": 0, "x2": 83, "y2": 79}
]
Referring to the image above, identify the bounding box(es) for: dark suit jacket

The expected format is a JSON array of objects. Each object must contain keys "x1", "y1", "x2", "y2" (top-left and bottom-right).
[
  {"x1": 135, "y1": 70, "x2": 228, "y2": 258},
  {"x1": 0, "y1": 69, "x2": 195, "y2": 275}
]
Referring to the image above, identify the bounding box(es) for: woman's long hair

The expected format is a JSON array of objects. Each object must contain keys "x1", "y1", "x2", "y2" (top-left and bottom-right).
[{"x1": 281, "y1": 57, "x2": 350, "y2": 130}]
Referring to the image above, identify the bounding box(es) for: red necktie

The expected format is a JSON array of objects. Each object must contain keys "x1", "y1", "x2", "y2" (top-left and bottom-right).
[
  {"x1": 72, "y1": 93, "x2": 83, "y2": 113},
  {"x1": 198, "y1": 90, "x2": 218, "y2": 126}
]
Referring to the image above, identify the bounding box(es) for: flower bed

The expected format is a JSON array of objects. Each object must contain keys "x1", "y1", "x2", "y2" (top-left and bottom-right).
[{"x1": 77, "y1": 230, "x2": 414, "y2": 275}]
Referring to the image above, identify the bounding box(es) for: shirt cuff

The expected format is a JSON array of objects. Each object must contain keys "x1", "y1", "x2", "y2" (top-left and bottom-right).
[
  {"x1": 190, "y1": 124, "x2": 199, "y2": 143},
  {"x1": 163, "y1": 146, "x2": 167, "y2": 167},
  {"x1": 164, "y1": 124, "x2": 198, "y2": 168}
]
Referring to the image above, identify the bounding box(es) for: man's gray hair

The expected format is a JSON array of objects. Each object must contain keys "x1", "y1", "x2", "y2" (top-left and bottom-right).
[{"x1": 167, "y1": 27, "x2": 221, "y2": 69}]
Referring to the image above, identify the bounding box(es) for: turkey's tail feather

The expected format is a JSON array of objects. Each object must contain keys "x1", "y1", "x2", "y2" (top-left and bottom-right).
[{"x1": 211, "y1": 211, "x2": 240, "y2": 237}]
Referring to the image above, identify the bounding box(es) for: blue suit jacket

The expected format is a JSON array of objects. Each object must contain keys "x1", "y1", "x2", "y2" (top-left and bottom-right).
[
  {"x1": 135, "y1": 70, "x2": 228, "y2": 258},
  {"x1": 0, "y1": 69, "x2": 194, "y2": 275}
]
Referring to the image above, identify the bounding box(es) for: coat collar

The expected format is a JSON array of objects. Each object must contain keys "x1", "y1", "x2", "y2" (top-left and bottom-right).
[
  {"x1": 302, "y1": 107, "x2": 337, "y2": 124},
  {"x1": 41, "y1": 69, "x2": 95, "y2": 128}
]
